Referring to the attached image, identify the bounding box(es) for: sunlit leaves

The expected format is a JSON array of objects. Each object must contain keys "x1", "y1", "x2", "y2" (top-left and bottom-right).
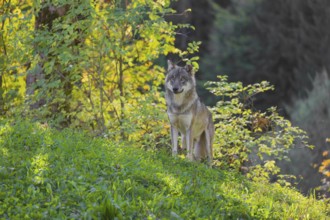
[
  {"x1": 73, "y1": 0, "x2": 180, "y2": 135},
  {"x1": 1, "y1": 0, "x2": 187, "y2": 139},
  {"x1": 207, "y1": 76, "x2": 310, "y2": 183},
  {"x1": 0, "y1": 0, "x2": 34, "y2": 113}
]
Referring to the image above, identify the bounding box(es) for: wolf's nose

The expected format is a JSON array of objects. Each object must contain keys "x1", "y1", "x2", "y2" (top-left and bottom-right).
[{"x1": 173, "y1": 87, "x2": 179, "y2": 92}]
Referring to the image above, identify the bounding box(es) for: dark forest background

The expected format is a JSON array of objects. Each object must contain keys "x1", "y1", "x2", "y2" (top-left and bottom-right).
[{"x1": 169, "y1": 0, "x2": 330, "y2": 194}]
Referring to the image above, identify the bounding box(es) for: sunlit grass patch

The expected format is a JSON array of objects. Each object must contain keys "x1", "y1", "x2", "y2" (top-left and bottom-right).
[{"x1": 0, "y1": 120, "x2": 329, "y2": 219}]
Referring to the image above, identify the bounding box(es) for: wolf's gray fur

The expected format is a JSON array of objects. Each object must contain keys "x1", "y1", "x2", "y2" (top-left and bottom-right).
[{"x1": 165, "y1": 60, "x2": 214, "y2": 165}]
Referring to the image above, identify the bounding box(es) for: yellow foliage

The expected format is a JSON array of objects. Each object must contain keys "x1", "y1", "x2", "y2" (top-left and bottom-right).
[
  {"x1": 319, "y1": 159, "x2": 330, "y2": 175},
  {"x1": 1, "y1": 0, "x2": 181, "y2": 143}
]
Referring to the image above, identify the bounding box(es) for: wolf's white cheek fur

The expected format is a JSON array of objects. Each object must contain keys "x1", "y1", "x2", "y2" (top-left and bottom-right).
[
  {"x1": 183, "y1": 82, "x2": 193, "y2": 91},
  {"x1": 166, "y1": 81, "x2": 173, "y2": 91}
]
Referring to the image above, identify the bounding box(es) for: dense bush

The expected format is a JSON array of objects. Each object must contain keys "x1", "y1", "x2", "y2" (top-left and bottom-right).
[
  {"x1": 0, "y1": 120, "x2": 329, "y2": 219},
  {"x1": 1, "y1": 0, "x2": 185, "y2": 136},
  {"x1": 207, "y1": 76, "x2": 311, "y2": 184}
]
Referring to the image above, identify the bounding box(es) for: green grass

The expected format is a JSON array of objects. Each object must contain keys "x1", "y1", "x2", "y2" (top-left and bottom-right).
[{"x1": 0, "y1": 120, "x2": 329, "y2": 219}]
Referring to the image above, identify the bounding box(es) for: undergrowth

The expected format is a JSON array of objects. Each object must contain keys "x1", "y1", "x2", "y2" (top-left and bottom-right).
[{"x1": 0, "y1": 120, "x2": 329, "y2": 219}]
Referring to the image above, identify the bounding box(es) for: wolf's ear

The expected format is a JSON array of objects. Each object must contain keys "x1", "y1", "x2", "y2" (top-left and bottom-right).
[
  {"x1": 185, "y1": 64, "x2": 193, "y2": 75},
  {"x1": 167, "y1": 60, "x2": 175, "y2": 71}
]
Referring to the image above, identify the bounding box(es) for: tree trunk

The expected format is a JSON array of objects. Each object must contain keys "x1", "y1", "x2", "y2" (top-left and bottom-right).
[
  {"x1": 0, "y1": 74, "x2": 3, "y2": 114},
  {"x1": 26, "y1": 3, "x2": 69, "y2": 110},
  {"x1": 118, "y1": 56, "x2": 126, "y2": 139}
]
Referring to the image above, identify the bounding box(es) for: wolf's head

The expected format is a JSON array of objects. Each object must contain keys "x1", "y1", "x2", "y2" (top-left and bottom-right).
[{"x1": 165, "y1": 60, "x2": 196, "y2": 95}]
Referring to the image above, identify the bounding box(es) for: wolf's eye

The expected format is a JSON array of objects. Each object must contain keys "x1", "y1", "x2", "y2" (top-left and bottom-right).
[{"x1": 180, "y1": 77, "x2": 185, "y2": 83}]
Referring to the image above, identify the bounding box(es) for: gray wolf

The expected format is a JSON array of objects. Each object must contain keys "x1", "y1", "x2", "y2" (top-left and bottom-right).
[{"x1": 165, "y1": 60, "x2": 214, "y2": 165}]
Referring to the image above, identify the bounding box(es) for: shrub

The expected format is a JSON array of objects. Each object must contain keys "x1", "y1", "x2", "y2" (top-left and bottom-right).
[
  {"x1": 319, "y1": 143, "x2": 330, "y2": 197},
  {"x1": 207, "y1": 75, "x2": 312, "y2": 184},
  {"x1": 119, "y1": 89, "x2": 170, "y2": 150}
]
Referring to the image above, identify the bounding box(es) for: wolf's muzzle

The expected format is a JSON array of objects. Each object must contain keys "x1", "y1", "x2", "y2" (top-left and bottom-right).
[{"x1": 173, "y1": 88, "x2": 183, "y2": 94}]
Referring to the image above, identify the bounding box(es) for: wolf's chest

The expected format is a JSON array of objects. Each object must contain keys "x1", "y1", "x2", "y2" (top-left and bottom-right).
[
  {"x1": 171, "y1": 92, "x2": 186, "y2": 106},
  {"x1": 168, "y1": 112, "x2": 193, "y2": 133}
]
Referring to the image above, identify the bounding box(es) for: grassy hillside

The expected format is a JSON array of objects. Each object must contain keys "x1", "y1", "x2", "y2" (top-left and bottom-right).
[{"x1": 0, "y1": 120, "x2": 329, "y2": 219}]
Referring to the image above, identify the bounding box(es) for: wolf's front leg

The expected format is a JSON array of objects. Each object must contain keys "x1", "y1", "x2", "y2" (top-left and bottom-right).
[
  {"x1": 181, "y1": 134, "x2": 187, "y2": 150},
  {"x1": 205, "y1": 129, "x2": 213, "y2": 167},
  {"x1": 186, "y1": 130, "x2": 194, "y2": 161},
  {"x1": 171, "y1": 126, "x2": 179, "y2": 156}
]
